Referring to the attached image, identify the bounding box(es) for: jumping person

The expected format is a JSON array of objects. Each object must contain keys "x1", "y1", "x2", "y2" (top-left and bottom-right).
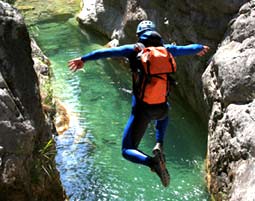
[{"x1": 68, "y1": 20, "x2": 209, "y2": 187}]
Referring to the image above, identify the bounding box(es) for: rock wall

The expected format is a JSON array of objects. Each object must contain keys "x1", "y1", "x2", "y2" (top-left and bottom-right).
[
  {"x1": 77, "y1": 0, "x2": 247, "y2": 122},
  {"x1": 202, "y1": 2, "x2": 255, "y2": 200},
  {"x1": 0, "y1": 2, "x2": 65, "y2": 200}
]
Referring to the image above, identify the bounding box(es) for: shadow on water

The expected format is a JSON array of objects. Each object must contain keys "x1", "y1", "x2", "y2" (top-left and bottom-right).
[{"x1": 30, "y1": 17, "x2": 210, "y2": 201}]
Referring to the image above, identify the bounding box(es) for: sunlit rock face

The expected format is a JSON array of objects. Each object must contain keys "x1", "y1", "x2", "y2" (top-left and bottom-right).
[{"x1": 202, "y1": 2, "x2": 255, "y2": 200}]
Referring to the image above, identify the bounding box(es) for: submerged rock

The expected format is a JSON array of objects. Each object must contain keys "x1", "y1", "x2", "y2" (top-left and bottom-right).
[
  {"x1": 0, "y1": 1, "x2": 66, "y2": 200},
  {"x1": 14, "y1": 0, "x2": 80, "y2": 25}
]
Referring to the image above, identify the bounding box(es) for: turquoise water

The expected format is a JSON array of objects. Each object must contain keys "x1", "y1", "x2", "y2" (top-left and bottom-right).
[{"x1": 30, "y1": 19, "x2": 210, "y2": 201}]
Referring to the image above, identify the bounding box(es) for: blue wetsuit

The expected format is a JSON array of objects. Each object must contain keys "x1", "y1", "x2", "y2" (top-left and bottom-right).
[{"x1": 81, "y1": 31, "x2": 203, "y2": 168}]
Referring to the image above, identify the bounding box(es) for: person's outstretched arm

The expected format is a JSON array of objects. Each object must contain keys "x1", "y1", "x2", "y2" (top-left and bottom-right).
[
  {"x1": 165, "y1": 44, "x2": 209, "y2": 57},
  {"x1": 68, "y1": 44, "x2": 134, "y2": 72}
]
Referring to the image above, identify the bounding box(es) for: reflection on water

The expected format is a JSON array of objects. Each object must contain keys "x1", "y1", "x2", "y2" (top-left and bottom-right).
[{"x1": 31, "y1": 18, "x2": 210, "y2": 201}]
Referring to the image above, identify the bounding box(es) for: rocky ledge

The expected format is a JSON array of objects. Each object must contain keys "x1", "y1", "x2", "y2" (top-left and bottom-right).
[{"x1": 0, "y1": 1, "x2": 65, "y2": 200}]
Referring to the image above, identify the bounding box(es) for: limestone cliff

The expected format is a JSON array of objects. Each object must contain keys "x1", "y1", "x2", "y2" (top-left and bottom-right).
[
  {"x1": 202, "y1": 2, "x2": 255, "y2": 200},
  {"x1": 77, "y1": 0, "x2": 254, "y2": 200},
  {"x1": 0, "y1": 1, "x2": 65, "y2": 200}
]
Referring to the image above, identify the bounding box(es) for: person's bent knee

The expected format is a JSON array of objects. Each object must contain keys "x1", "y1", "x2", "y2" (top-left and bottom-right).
[{"x1": 121, "y1": 148, "x2": 129, "y2": 161}]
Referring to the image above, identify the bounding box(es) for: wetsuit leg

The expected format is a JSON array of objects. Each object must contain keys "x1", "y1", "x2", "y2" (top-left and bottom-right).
[
  {"x1": 155, "y1": 116, "x2": 169, "y2": 145},
  {"x1": 121, "y1": 96, "x2": 153, "y2": 167}
]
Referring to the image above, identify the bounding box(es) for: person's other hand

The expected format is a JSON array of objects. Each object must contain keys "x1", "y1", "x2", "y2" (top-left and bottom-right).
[
  {"x1": 197, "y1": 46, "x2": 210, "y2": 56},
  {"x1": 68, "y1": 57, "x2": 84, "y2": 72}
]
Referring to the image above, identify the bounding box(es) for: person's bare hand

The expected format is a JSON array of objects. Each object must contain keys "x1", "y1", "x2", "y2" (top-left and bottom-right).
[
  {"x1": 68, "y1": 58, "x2": 84, "y2": 72},
  {"x1": 197, "y1": 46, "x2": 210, "y2": 56}
]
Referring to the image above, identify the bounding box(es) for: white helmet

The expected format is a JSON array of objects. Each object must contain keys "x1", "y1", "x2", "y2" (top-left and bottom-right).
[{"x1": 136, "y1": 20, "x2": 156, "y2": 34}]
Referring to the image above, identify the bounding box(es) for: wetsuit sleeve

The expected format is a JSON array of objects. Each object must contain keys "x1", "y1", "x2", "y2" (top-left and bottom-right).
[
  {"x1": 81, "y1": 44, "x2": 135, "y2": 62},
  {"x1": 164, "y1": 44, "x2": 204, "y2": 57}
]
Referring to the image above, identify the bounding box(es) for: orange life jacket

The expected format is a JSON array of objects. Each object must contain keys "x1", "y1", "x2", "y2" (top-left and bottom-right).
[{"x1": 133, "y1": 44, "x2": 176, "y2": 104}]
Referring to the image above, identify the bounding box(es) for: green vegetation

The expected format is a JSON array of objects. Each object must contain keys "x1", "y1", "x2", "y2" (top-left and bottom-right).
[
  {"x1": 39, "y1": 139, "x2": 56, "y2": 179},
  {"x1": 31, "y1": 139, "x2": 57, "y2": 184},
  {"x1": 41, "y1": 78, "x2": 54, "y2": 107}
]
